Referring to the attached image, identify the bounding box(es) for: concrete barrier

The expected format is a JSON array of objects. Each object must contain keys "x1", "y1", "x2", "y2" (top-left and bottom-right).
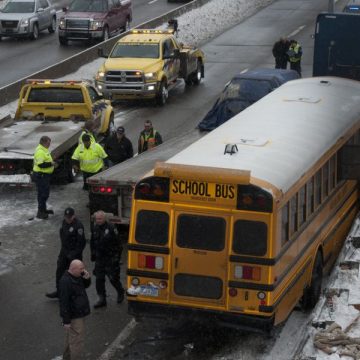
[{"x1": 0, "y1": 0, "x2": 212, "y2": 107}]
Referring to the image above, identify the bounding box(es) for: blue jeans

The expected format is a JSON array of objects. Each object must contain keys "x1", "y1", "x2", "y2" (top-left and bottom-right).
[{"x1": 33, "y1": 172, "x2": 51, "y2": 212}]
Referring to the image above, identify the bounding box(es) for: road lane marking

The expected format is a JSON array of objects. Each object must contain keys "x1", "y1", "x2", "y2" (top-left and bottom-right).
[
  {"x1": 287, "y1": 25, "x2": 306, "y2": 38},
  {"x1": 149, "y1": 0, "x2": 159, "y2": 4},
  {"x1": 97, "y1": 318, "x2": 137, "y2": 360},
  {"x1": 240, "y1": 68, "x2": 248, "y2": 74}
]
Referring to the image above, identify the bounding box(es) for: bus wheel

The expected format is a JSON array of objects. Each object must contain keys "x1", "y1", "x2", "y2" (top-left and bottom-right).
[{"x1": 301, "y1": 252, "x2": 323, "y2": 310}]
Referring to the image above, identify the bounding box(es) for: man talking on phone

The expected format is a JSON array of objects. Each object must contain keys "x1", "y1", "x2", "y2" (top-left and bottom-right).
[{"x1": 59, "y1": 259, "x2": 91, "y2": 360}]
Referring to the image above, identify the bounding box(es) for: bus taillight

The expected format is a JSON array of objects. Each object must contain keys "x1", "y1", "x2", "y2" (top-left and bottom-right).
[
  {"x1": 235, "y1": 265, "x2": 261, "y2": 281},
  {"x1": 138, "y1": 254, "x2": 164, "y2": 270},
  {"x1": 135, "y1": 176, "x2": 170, "y2": 202}
]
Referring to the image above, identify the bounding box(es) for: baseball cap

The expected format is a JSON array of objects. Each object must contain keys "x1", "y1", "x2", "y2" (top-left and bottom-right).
[
  {"x1": 116, "y1": 126, "x2": 125, "y2": 134},
  {"x1": 64, "y1": 207, "x2": 75, "y2": 217}
]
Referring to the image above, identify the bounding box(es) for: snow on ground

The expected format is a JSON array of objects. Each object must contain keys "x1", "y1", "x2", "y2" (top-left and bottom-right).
[{"x1": 0, "y1": 0, "x2": 273, "y2": 120}]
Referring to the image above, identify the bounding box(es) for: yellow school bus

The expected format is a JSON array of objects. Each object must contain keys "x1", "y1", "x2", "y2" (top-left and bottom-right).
[{"x1": 126, "y1": 77, "x2": 360, "y2": 331}]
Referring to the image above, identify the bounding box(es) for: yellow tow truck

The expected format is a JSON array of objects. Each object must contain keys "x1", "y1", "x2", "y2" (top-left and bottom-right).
[
  {"x1": 95, "y1": 29, "x2": 205, "y2": 105},
  {"x1": 0, "y1": 79, "x2": 114, "y2": 185}
]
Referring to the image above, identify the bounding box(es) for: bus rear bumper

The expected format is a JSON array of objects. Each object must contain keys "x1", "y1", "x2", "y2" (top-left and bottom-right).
[{"x1": 128, "y1": 300, "x2": 274, "y2": 333}]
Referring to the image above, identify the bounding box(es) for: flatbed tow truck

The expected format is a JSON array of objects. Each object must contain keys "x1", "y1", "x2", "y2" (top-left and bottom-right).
[{"x1": 0, "y1": 79, "x2": 114, "y2": 186}]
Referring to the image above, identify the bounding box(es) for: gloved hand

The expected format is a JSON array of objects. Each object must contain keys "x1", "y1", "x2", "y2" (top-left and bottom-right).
[{"x1": 91, "y1": 254, "x2": 96, "y2": 262}]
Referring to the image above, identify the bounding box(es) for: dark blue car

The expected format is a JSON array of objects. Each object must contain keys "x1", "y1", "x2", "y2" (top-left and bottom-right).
[{"x1": 197, "y1": 68, "x2": 299, "y2": 131}]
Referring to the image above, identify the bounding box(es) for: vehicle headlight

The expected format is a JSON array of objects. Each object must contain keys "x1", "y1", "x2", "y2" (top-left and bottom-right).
[
  {"x1": 20, "y1": 18, "x2": 29, "y2": 26},
  {"x1": 90, "y1": 20, "x2": 103, "y2": 30},
  {"x1": 145, "y1": 72, "x2": 157, "y2": 81},
  {"x1": 96, "y1": 71, "x2": 105, "y2": 81},
  {"x1": 59, "y1": 19, "x2": 65, "y2": 29}
]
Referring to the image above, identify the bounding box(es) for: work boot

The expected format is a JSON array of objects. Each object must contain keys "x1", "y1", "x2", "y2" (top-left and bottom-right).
[
  {"x1": 36, "y1": 211, "x2": 48, "y2": 220},
  {"x1": 45, "y1": 209, "x2": 54, "y2": 215},
  {"x1": 45, "y1": 290, "x2": 59, "y2": 299},
  {"x1": 94, "y1": 295, "x2": 107, "y2": 309},
  {"x1": 117, "y1": 289, "x2": 125, "y2": 304}
]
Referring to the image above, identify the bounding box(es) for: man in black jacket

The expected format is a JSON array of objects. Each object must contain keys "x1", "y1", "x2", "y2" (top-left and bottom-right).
[
  {"x1": 104, "y1": 126, "x2": 133, "y2": 166},
  {"x1": 91, "y1": 210, "x2": 124, "y2": 308},
  {"x1": 272, "y1": 37, "x2": 290, "y2": 69},
  {"x1": 59, "y1": 259, "x2": 91, "y2": 360},
  {"x1": 46, "y1": 208, "x2": 86, "y2": 299}
]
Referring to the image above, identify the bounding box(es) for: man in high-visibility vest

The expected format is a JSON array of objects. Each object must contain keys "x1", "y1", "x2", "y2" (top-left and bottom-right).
[
  {"x1": 78, "y1": 120, "x2": 96, "y2": 145},
  {"x1": 287, "y1": 39, "x2": 302, "y2": 77},
  {"x1": 72, "y1": 134, "x2": 108, "y2": 190},
  {"x1": 32, "y1": 135, "x2": 56, "y2": 219},
  {"x1": 138, "y1": 120, "x2": 163, "y2": 154}
]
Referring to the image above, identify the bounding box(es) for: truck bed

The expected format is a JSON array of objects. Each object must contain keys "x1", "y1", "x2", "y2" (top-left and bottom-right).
[
  {"x1": 0, "y1": 120, "x2": 83, "y2": 160},
  {"x1": 88, "y1": 129, "x2": 205, "y2": 186}
]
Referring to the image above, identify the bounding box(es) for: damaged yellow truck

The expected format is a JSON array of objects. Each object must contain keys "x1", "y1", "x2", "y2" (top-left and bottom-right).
[
  {"x1": 95, "y1": 29, "x2": 205, "y2": 105},
  {"x1": 0, "y1": 79, "x2": 114, "y2": 186}
]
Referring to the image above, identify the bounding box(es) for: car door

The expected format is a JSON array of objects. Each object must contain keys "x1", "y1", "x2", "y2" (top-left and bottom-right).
[
  {"x1": 38, "y1": 0, "x2": 50, "y2": 29},
  {"x1": 162, "y1": 38, "x2": 180, "y2": 82}
]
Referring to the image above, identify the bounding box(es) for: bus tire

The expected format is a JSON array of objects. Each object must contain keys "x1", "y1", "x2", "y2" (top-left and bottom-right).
[
  {"x1": 301, "y1": 251, "x2": 323, "y2": 310},
  {"x1": 192, "y1": 60, "x2": 202, "y2": 85}
]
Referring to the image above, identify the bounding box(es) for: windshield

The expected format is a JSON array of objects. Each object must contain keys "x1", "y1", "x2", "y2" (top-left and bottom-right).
[
  {"x1": 27, "y1": 88, "x2": 85, "y2": 103},
  {"x1": 220, "y1": 79, "x2": 273, "y2": 102},
  {"x1": 110, "y1": 43, "x2": 160, "y2": 59},
  {"x1": 69, "y1": 0, "x2": 107, "y2": 12},
  {"x1": 2, "y1": 1, "x2": 35, "y2": 13}
]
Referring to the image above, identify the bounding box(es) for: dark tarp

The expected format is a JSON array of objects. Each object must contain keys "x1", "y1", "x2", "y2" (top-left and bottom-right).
[{"x1": 197, "y1": 68, "x2": 299, "y2": 131}]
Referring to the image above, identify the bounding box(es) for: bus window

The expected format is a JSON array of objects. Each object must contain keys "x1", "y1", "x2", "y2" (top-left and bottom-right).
[
  {"x1": 299, "y1": 186, "x2": 306, "y2": 227},
  {"x1": 233, "y1": 220, "x2": 267, "y2": 256},
  {"x1": 177, "y1": 214, "x2": 225, "y2": 251},
  {"x1": 322, "y1": 162, "x2": 329, "y2": 198},
  {"x1": 330, "y1": 155, "x2": 336, "y2": 191},
  {"x1": 281, "y1": 202, "x2": 289, "y2": 245},
  {"x1": 290, "y1": 195, "x2": 298, "y2": 236},
  {"x1": 315, "y1": 170, "x2": 322, "y2": 208},
  {"x1": 306, "y1": 177, "x2": 314, "y2": 216},
  {"x1": 135, "y1": 210, "x2": 169, "y2": 245}
]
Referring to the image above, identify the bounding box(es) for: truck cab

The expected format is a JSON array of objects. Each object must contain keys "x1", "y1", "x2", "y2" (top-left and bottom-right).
[
  {"x1": 95, "y1": 29, "x2": 205, "y2": 105},
  {"x1": 58, "y1": 0, "x2": 132, "y2": 45}
]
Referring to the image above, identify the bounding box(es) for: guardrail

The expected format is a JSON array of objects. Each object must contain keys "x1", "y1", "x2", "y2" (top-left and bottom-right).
[{"x1": 0, "y1": 0, "x2": 211, "y2": 107}]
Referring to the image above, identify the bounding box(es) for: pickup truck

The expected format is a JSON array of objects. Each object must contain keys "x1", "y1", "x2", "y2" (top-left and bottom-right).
[
  {"x1": 87, "y1": 130, "x2": 204, "y2": 227},
  {"x1": 58, "y1": 0, "x2": 132, "y2": 45},
  {"x1": 95, "y1": 29, "x2": 205, "y2": 105},
  {"x1": 0, "y1": 79, "x2": 114, "y2": 186}
]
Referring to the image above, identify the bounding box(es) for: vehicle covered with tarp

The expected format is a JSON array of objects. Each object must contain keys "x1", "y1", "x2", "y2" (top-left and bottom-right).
[{"x1": 197, "y1": 68, "x2": 299, "y2": 131}]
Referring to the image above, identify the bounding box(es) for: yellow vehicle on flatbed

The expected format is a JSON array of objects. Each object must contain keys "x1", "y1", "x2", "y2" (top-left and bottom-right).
[{"x1": 95, "y1": 29, "x2": 205, "y2": 105}]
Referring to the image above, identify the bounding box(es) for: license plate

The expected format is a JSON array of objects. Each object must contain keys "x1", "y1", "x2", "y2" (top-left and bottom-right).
[{"x1": 138, "y1": 285, "x2": 159, "y2": 297}]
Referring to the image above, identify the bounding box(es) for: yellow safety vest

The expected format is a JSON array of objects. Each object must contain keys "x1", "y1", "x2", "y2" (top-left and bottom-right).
[
  {"x1": 289, "y1": 43, "x2": 301, "y2": 63},
  {"x1": 33, "y1": 144, "x2": 54, "y2": 174},
  {"x1": 72, "y1": 142, "x2": 107, "y2": 173},
  {"x1": 140, "y1": 130, "x2": 157, "y2": 152}
]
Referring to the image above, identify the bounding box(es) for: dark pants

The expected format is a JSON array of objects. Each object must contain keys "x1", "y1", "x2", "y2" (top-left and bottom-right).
[
  {"x1": 290, "y1": 61, "x2": 302, "y2": 77},
  {"x1": 56, "y1": 253, "x2": 83, "y2": 291},
  {"x1": 275, "y1": 57, "x2": 288, "y2": 69},
  {"x1": 94, "y1": 255, "x2": 124, "y2": 296},
  {"x1": 82, "y1": 170, "x2": 101, "y2": 191},
  {"x1": 33, "y1": 172, "x2": 51, "y2": 212}
]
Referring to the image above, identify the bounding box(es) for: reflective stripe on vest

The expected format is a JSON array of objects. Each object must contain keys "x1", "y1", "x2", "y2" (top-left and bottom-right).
[
  {"x1": 33, "y1": 144, "x2": 54, "y2": 174},
  {"x1": 289, "y1": 44, "x2": 301, "y2": 63},
  {"x1": 72, "y1": 143, "x2": 106, "y2": 173}
]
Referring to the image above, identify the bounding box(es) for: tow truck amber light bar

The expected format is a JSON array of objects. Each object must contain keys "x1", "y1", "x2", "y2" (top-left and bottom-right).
[
  {"x1": 131, "y1": 29, "x2": 174, "y2": 35},
  {"x1": 26, "y1": 79, "x2": 82, "y2": 85}
]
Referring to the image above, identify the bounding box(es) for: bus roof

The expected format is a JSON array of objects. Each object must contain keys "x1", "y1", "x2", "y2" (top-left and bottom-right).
[{"x1": 164, "y1": 77, "x2": 360, "y2": 194}]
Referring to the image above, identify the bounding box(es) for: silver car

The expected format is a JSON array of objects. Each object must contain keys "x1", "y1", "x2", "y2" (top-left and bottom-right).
[{"x1": 0, "y1": 0, "x2": 56, "y2": 40}]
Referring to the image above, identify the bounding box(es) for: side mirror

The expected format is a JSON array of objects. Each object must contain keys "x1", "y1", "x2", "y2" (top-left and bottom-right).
[
  {"x1": 98, "y1": 48, "x2": 108, "y2": 58},
  {"x1": 37, "y1": 7, "x2": 44, "y2": 12},
  {"x1": 173, "y1": 48, "x2": 180, "y2": 58}
]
